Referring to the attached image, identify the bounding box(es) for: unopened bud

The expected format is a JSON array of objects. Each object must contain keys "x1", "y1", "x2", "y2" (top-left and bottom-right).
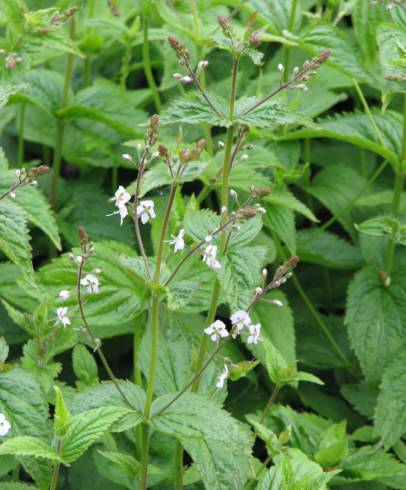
[
  {"x1": 122, "y1": 153, "x2": 132, "y2": 161},
  {"x1": 241, "y1": 154, "x2": 249, "y2": 161},
  {"x1": 271, "y1": 299, "x2": 283, "y2": 307},
  {"x1": 78, "y1": 226, "x2": 88, "y2": 242},
  {"x1": 218, "y1": 141, "x2": 225, "y2": 149},
  {"x1": 180, "y1": 76, "x2": 193, "y2": 84},
  {"x1": 255, "y1": 287, "x2": 263, "y2": 296},
  {"x1": 230, "y1": 189, "x2": 238, "y2": 199},
  {"x1": 205, "y1": 235, "x2": 212, "y2": 242},
  {"x1": 262, "y1": 268, "x2": 267, "y2": 278},
  {"x1": 198, "y1": 60, "x2": 209, "y2": 70},
  {"x1": 277, "y1": 63, "x2": 284, "y2": 73}
]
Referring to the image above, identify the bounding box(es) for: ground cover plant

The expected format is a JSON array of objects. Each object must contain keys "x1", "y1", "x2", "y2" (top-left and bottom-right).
[{"x1": 1, "y1": 0, "x2": 406, "y2": 489}]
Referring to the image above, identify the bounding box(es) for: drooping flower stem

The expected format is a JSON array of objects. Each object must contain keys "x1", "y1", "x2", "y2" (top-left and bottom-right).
[
  {"x1": 385, "y1": 95, "x2": 406, "y2": 278},
  {"x1": 49, "y1": 439, "x2": 61, "y2": 490},
  {"x1": 139, "y1": 181, "x2": 178, "y2": 489},
  {"x1": 143, "y1": 0, "x2": 161, "y2": 112},
  {"x1": 50, "y1": 17, "x2": 75, "y2": 212}
]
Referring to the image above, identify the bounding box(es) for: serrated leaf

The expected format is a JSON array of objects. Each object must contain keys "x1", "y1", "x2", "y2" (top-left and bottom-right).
[
  {"x1": 218, "y1": 246, "x2": 267, "y2": 310},
  {"x1": 353, "y1": 0, "x2": 387, "y2": 61},
  {"x1": 378, "y1": 23, "x2": 406, "y2": 83},
  {"x1": 341, "y1": 382, "x2": 378, "y2": 419},
  {"x1": 0, "y1": 437, "x2": 58, "y2": 461},
  {"x1": 60, "y1": 406, "x2": 133, "y2": 463},
  {"x1": 315, "y1": 421, "x2": 348, "y2": 467},
  {"x1": 356, "y1": 215, "x2": 406, "y2": 245},
  {"x1": 375, "y1": 349, "x2": 406, "y2": 448},
  {"x1": 283, "y1": 110, "x2": 402, "y2": 166},
  {"x1": 263, "y1": 204, "x2": 296, "y2": 254},
  {"x1": 345, "y1": 266, "x2": 406, "y2": 384},
  {"x1": 72, "y1": 344, "x2": 98, "y2": 386},
  {"x1": 264, "y1": 189, "x2": 317, "y2": 222},
  {"x1": 184, "y1": 208, "x2": 220, "y2": 244},
  {"x1": 54, "y1": 386, "x2": 71, "y2": 439},
  {"x1": 0, "y1": 200, "x2": 34, "y2": 280},
  {"x1": 297, "y1": 229, "x2": 363, "y2": 270}
]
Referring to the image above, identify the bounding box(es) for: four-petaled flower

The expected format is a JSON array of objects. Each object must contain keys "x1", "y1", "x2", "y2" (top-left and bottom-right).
[
  {"x1": 107, "y1": 186, "x2": 132, "y2": 225},
  {"x1": 56, "y1": 307, "x2": 71, "y2": 327},
  {"x1": 169, "y1": 229, "x2": 185, "y2": 253},
  {"x1": 202, "y1": 244, "x2": 221, "y2": 271},
  {"x1": 59, "y1": 290, "x2": 70, "y2": 301},
  {"x1": 230, "y1": 310, "x2": 251, "y2": 337},
  {"x1": 137, "y1": 200, "x2": 156, "y2": 224},
  {"x1": 0, "y1": 413, "x2": 11, "y2": 437},
  {"x1": 204, "y1": 320, "x2": 229, "y2": 342},
  {"x1": 80, "y1": 274, "x2": 100, "y2": 293},
  {"x1": 216, "y1": 364, "x2": 229, "y2": 389},
  {"x1": 247, "y1": 323, "x2": 261, "y2": 344}
]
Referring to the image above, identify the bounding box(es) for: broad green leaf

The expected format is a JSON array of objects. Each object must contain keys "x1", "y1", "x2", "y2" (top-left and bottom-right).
[
  {"x1": 264, "y1": 189, "x2": 318, "y2": 222},
  {"x1": 282, "y1": 110, "x2": 402, "y2": 166},
  {"x1": 345, "y1": 266, "x2": 406, "y2": 384},
  {"x1": 72, "y1": 344, "x2": 98, "y2": 386},
  {"x1": 36, "y1": 241, "x2": 147, "y2": 338},
  {"x1": 234, "y1": 98, "x2": 311, "y2": 129},
  {"x1": 377, "y1": 23, "x2": 406, "y2": 84},
  {"x1": 152, "y1": 393, "x2": 254, "y2": 490},
  {"x1": 341, "y1": 382, "x2": 378, "y2": 419},
  {"x1": 305, "y1": 165, "x2": 368, "y2": 238},
  {"x1": 218, "y1": 246, "x2": 267, "y2": 310},
  {"x1": 297, "y1": 229, "x2": 363, "y2": 270},
  {"x1": 0, "y1": 200, "x2": 34, "y2": 280},
  {"x1": 300, "y1": 25, "x2": 375, "y2": 84},
  {"x1": 248, "y1": 0, "x2": 302, "y2": 33},
  {"x1": 0, "y1": 337, "x2": 9, "y2": 365},
  {"x1": 0, "y1": 81, "x2": 28, "y2": 110},
  {"x1": 54, "y1": 386, "x2": 71, "y2": 439},
  {"x1": 257, "y1": 448, "x2": 339, "y2": 490},
  {"x1": 375, "y1": 349, "x2": 406, "y2": 449},
  {"x1": 0, "y1": 484, "x2": 39, "y2": 490},
  {"x1": 60, "y1": 406, "x2": 133, "y2": 463},
  {"x1": 353, "y1": 0, "x2": 387, "y2": 61},
  {"x1": 0, "y1": 437, "x2": 58, "y2": 461},
  {"x1": 184, "y1": 208, "x2": 220, "y2": 244},
  {"x1": 263, "y1": 204, "x2": 296, "y2": 254},
  {"x1": 315, "y1": 421, "x2": 348, "y2": 467},
  {"x1": 356, "y1": 215, "x2": 406, "y2": 245}
]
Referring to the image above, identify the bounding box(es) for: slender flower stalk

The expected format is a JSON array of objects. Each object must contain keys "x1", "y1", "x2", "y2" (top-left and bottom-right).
[{"x1": 0, "y1": 165, "x2": 49, "y2": 202}]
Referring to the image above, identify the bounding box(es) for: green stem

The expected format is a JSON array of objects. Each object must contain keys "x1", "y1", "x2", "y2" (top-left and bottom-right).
[
  {"x1": 384, "y1": 94, "x2": 406, "y2": 277},
  {"x1": 282, "y1": 0, "x2": 299, "y2": 82},
  {"x1": 18, "y1": 104, "x2": 25, "y2": 164},
  {"x1": 133, "y1": 323, "x2": 143, "y2": 459},
  {"x1": 50, "y1": 17, "x2": 75, "y2": 211},
  {"x1": 174, "y1": 440, "x2": 184, "y2": 490},
  {"x1": 143, "y1": 0, "x2": 161, "y2": 112},
  {"x1": 140, "y1": 183, "x2": 178, "y2": 488},
  {"x1": 259, "y1": 385, "x2": 279, "y2": 423},
  {"x1": 49, "y1": 440, "x2": 61, "y2": 490},
  {"x1": 83, "y1": 0, "x2": 96, "y2": 87}
]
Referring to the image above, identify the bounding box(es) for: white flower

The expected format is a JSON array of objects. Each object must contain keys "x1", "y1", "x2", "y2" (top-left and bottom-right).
[
  {"x1": 137, "y1": 200, "x2": 156, "y2": 224},
  {"x1": 56, "y1": 307, "x2": 71, "y2": 327},
  {"x1": 169, "y1": 229, "x2": 185, "y2": 253},
  {"x1": 74, "y1": 256, "x2": 83, "y2": 265},
  {"x1": 59, "y1": 290, "x2": 70, "y2": 301},
  {"x1": 107, "y1": 186, "x2": 132, "y2": 225},
  {"x1": 204, "y1": 320, "x2": 229, "y2": 342},
  {"x1": 216, "y1": 364, "x2": 229, "y2": 389},
  {"x1": 202, "y1": 244, "x2": 221, "y2": 271},
  {"x1": 247, "y1": 323, "x2": 261, "y2": 344},
  {"x1": 230, "y1": 310, "x2": 251, "y2": 337},
  {"x1": 80, "y1": 273, "x2": 100, "y2": 293},
  {"x1": 0, "y1": 413, "x2": 11, "y2": 437}
]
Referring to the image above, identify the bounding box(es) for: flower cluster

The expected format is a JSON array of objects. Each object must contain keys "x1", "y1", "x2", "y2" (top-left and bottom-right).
[{"x1": 205, "y1": 309, "x2": 261, "y2": 344}]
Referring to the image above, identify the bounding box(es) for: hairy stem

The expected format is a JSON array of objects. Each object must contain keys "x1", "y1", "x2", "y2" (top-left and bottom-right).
[
  {"x1": 143, "y1": 0, "x2": 161, "y2": 112},
  {"x1": 50, "y1": 17, "x2": 75, "y2": 212},
  {"x1": 49, "y1": 440, "x2": 61, "y2": 490}
]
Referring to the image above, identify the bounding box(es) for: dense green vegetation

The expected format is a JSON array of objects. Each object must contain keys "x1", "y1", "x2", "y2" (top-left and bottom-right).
[{"x1": 1, "y1": 0, "x2": 406, "y2": 489}]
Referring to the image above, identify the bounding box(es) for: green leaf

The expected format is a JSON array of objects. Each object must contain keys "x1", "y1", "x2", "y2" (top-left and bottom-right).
[
  {"x1": 218, "y1": 246, "x2": 267, "y2": 310},
  {"x1": 0, "y1": 200, "x2": 34, "y2": 280},
  {"x1": 378, "y1": 23, "x2": 406, "y2": 83},
  {"x1": 375, "y1": 349, "x2": 406, "y2": 449},
  {"x1": 297, "y1": 229, "x2": 363, "y2": 270},
  {"x1": 353, "y1": 0, "x2": 387, "y2": 61},
  {"x1": 184, "y1": 208, "x2": 220, "y2": 244},
  {"x1": 0, "y1": 437, "x2": 58, "y2": 461},
  {"x1": 152, "y1": 393, "x2": 254, "y2": 490},
  {"x1": 72, "y1": 344, "x2": 98, "y2": 386},
  {"x1": 315, "y1": 421, "x2": 348, "y2": 467},
  {"x1": 60, "y1": 406, "x2": 133, "y2": 463},
  {"x1": 356, "y1": 215, "x2": 406, "y2": 245},
  {"x1": 37, "y1": 241, "x2": 147, "y2": 338},
  {"x1": 341, "y1": 382, "x2": 378, "y2": 419},
  {"x1": 234, "y1": 98, "x2": 312, "y2": 129},
  {"x1": 249, "y1": 0, "x2": 302, "y2": 33},
  {"x1": 0, "y1": 337, "x2": 9, "y2": 366},
  {"x1": 345, "y1": 266, "x2": 406, "y2": 384},
  {"x1": 282, "y1": 110, "x2": 402, "y2": 166},
  {"x1": 0, "y1": 483, "x2": 39, "y2": 490},
  {"x1": 300, "y1": 24, "x2": 375, "y2": 84},
  {"x1": 263, "y1": 204, "x2": 296, "y2": 254},
  {"x1": 257, "y1": 448, "x2": 339, "y2": 490},
  {"x1": 54, "y1": 386, "x2": 71, "y2": 439}
]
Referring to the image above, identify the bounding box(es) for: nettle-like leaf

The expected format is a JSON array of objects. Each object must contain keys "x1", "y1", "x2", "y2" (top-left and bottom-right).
[
  {"x1": 72, "y1": 344, "x2": 98, "y2": 387},
  {"x1": 60, "y1": 406, "x2": 133, "y2": 463},
  {"x1": 151, "y1": 393, "x2": 254, "y2": 490},
  {"x1": 374, "y1": 349, "x2": 406, "y2": 449},
  {"x1": 233, "y1": 98, "x2": 312, "y2": 129},
  {"x1": 248, "y1": 0, "x2": 302, "y2": 33},
  {"x1": 257, "y1": 448, "x2": 339, "y2": 490},
  {"x1": 315, "y1": 420, "x2": 348, "y2": 468},
  {"x1": 36, "y1": 241, "x2": 147, "y2": 338},
  {"x1": 0, "y1": 200, "x2": 34, "y2": 281},
  {"x1": 297, "y1": 229, "x2": 363, "y2": 270},
  {"x1": 218, "y1": 246, "x2": 267, "y2": 310},
  {"x1": 356, "y1": 215, "x2": 406, "y2": 245},
  {"x1": 263, "y1": 204, "x2": 296, "y2": 254},
  {"x1": 283, "y1": 110, "x2": 402, "y2": 166},
  {"x1": 0, "y1": 437, "x2": 58, "y2": 461},
  {"x1": 352, "y1": 0, "x2": 387, "y2": 61},
  {"x1": 345, "y1": 266, "x2": 406, "y2": 384},
  {"x1": 378, "y1": 23, "x2": 406, "y2": 83}
]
